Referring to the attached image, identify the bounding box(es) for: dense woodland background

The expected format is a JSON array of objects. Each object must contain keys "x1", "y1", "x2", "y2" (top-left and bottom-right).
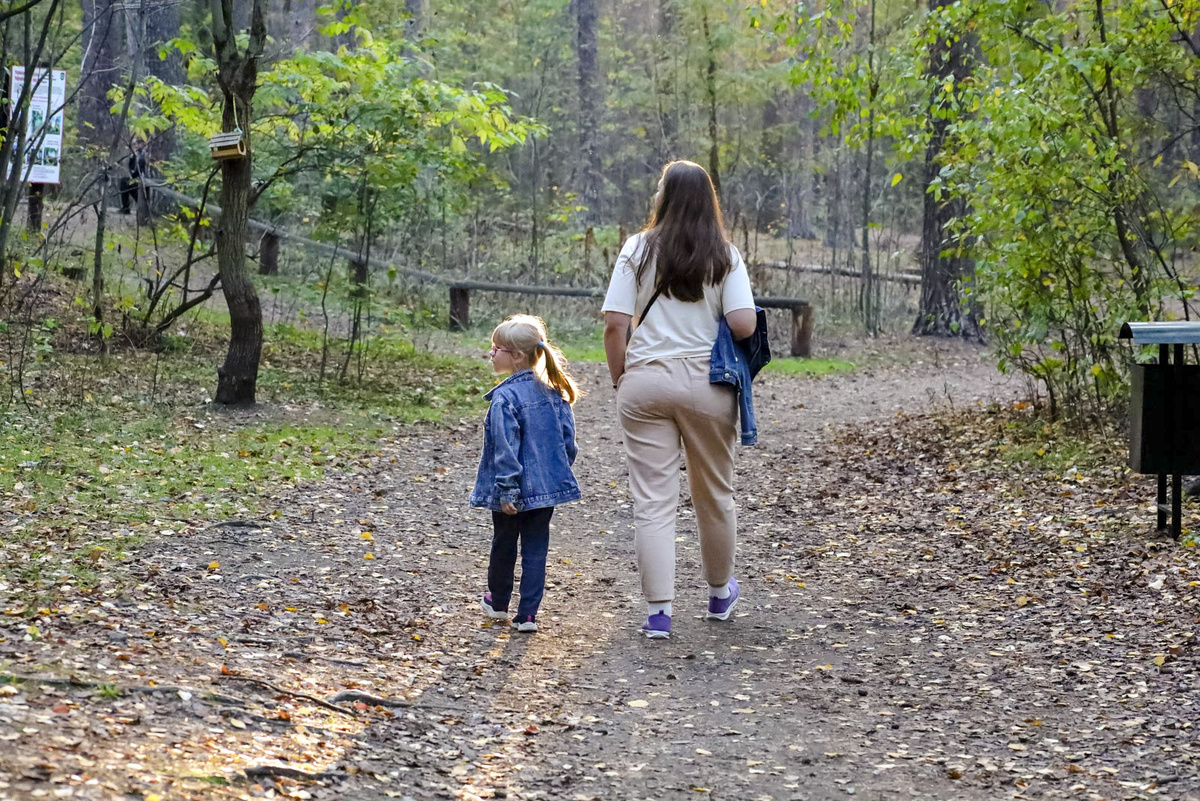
[{"x1": 0, "y1": 0, "x2": 1198, "y2": 417}]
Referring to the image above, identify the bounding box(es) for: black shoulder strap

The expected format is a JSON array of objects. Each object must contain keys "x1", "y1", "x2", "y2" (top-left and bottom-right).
[{"x1": 640, "y1": 283, "x2": 665, "y2": 322}]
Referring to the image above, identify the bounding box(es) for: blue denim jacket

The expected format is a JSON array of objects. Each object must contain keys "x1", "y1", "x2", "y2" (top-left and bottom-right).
[
  {"x1": 470, "y1": 369, "x2": 581, "y2": 512},
  {"x1": 710, "y1": 319, "x2": 758, "y2": 446}
]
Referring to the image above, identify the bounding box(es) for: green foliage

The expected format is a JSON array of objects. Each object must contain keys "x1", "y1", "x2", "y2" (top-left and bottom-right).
[
  {"x1": 934, "y1": 0, "x2": 1200, "y2": 417},
  {"x1": 132, "y1": 8, "x2": 539, "y2": 213},
  {"x1": 772, "y1": 0, "x2": 1200, "y2": 416}
]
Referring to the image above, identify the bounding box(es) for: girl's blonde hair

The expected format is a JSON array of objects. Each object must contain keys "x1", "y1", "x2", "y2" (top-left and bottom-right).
[{"x1": 491, "y1": 314, "x2": 580, "y2": 404}]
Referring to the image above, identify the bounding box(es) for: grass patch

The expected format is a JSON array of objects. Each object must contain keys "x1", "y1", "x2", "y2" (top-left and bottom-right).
[
  {"x1": 0, "y1": 297, "x2": 491, "y2": 610},
  {"x1": 985, "y1": 406, "x2": 1121, "y2": 473},
  {"x1": 545, "y1": 325, "x2": 607, "y2": 364},
  {"x1": 763, "y1": 357, "x2": 856, "y2": 377}
]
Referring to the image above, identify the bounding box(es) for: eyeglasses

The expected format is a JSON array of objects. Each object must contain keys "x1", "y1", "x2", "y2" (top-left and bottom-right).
[{"x1": 488, "y1": 345, "x2": 512, "y2": 357}]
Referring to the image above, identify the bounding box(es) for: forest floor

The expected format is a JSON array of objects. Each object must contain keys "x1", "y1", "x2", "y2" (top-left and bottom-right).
[{"x1": 2, "y1": 339, "x2": 1199, "y2": 801}]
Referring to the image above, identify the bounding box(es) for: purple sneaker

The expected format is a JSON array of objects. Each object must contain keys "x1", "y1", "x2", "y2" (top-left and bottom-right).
[
  {"x1": 641, "y1": 612, "x2": 671, "y2": 639},
  {"x1": 481, "y1": 592, "x2": 509, "y2": 620},
  {"x1": 706, "y1": 577, "x2": 740, "y2": 621},
  {"x1": 511, "y1": 615, "x2": 538, "y2": 633}
]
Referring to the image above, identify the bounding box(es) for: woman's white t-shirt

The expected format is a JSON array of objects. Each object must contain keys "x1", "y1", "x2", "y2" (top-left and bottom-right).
[{"x1": 601, "y1": 232, "x2": 756, "y2": 369}]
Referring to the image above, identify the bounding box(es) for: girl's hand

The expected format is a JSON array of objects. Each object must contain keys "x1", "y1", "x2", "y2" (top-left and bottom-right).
[{"x1": 501, "y1": 501, "x2": 518, "y2": 515}]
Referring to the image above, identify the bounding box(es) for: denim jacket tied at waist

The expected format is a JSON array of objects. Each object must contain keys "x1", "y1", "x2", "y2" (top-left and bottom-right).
[{"x1": 710, "y1": 319, "x2": 758, "y2": 446}]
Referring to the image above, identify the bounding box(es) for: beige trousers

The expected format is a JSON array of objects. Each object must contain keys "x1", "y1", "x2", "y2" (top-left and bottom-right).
[{"x1": 617, "y1": 357, "x2": 738, "y2": 602}]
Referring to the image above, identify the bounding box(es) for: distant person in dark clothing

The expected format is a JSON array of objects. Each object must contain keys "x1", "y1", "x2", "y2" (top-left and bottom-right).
[{"x1": 119, "y1": 142, "x2": 147, "y2": 215}]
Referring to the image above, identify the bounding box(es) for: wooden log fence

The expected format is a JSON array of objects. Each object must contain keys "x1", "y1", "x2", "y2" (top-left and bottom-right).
[
  {"x1": 150, "y1": 184, "x2": 815, "y2": 357},
  {"x1": 752, "y1": 259, "x2": 922, "y2": 286},
  {"x1": 445, "y1": 281, "x2": 813, "y2": 357}
]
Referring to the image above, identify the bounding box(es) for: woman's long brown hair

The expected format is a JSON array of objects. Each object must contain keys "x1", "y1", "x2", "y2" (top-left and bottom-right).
[{"x1": 636, "y1": 160, "x2": 732, "y2": 302}]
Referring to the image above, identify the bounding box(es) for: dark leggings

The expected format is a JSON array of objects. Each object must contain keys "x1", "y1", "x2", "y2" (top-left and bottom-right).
[{"x1": 488, "y1": 506, "x2": 554, "y2": 619}]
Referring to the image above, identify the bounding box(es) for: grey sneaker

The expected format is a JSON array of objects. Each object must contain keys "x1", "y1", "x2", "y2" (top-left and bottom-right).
[
  {"x1": 481, "y1": 592, "x2": 509, "y2": 620},
  {"x1": 706, "y1": 577, "x2": 740, "y2": 621},
  {"x1": 511, "y1": 615, "x2": 538, "y2": 633},
  {"x1": 641, "y1": 612, "x2": 671, "y2": 639}
]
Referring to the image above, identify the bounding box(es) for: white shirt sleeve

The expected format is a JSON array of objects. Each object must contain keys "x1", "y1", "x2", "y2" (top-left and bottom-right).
[
  {"x1": 721, "y1": 245, "x2": 756, "y2": 314},
  {"x1": 601, "y1": 235, "x2": 642, "y2": 316}
]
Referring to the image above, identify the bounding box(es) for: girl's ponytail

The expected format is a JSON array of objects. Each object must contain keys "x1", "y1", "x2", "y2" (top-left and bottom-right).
[
  {"x1": 538, "y1": 340, "x2": 580, "y2": 405},
  {"x1": 491, "y1": 314, "x2": 582, "y2": 405}
]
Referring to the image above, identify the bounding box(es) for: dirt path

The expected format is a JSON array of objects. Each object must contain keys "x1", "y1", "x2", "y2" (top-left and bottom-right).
[{"x1": 4, "y1": 342, "x2": 1198, "y2": 801}]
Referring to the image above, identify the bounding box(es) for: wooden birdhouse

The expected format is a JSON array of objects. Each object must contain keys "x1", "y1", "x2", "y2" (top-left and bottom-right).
[{"x1": 208, "y1": 129, "x2": 246, "y2": 161}]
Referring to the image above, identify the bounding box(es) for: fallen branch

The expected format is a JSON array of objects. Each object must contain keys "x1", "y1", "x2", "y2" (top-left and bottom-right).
[
  {"x1": 217, "y1": 675, "x2": 356, "y2": 717},
  {"x1": 206, "y1": 519, "x2": 273, "y2": 531},
  {"x1": 326, "y1": 689, "x2": 409, "y2": 708},
  {"x1": 326, "y1": 689, "x2": 467, "y2": 712},
  {"x1": 243, "y1": 765, "x2": 340, "y2": 782},
  {"x1": 282, "y1": 651, "x2": 368, "y2": 668},
  {"x1": 0, "y1": 674, "x2": 246, "y2": 706}
]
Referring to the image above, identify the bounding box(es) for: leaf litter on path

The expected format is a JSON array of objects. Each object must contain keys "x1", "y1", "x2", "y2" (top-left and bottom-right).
[{"x1": 1, "y1": 340, "x2": 1196, "y2": 800}]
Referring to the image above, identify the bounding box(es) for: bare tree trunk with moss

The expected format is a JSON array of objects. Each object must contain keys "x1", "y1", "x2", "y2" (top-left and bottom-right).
[{"x1": 211, "y1": 0, "x2": 266, "y2": 405}]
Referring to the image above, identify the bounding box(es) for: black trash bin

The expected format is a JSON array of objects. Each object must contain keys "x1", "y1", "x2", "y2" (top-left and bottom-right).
[{"x1": 1119, "y1": 321, "x2": 1200, "y2": 539}]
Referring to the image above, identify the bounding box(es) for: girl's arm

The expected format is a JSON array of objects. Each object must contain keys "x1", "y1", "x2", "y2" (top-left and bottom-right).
[
  {"x1": 603, "y1": 311, "x2": 632, "y2": 387},
  {"x1": 489, "y1": 398, "x2": 523, "y2": 511}
]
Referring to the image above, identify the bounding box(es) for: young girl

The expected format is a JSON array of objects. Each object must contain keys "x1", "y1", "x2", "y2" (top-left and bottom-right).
[{"x1": 470, "y1": 314, "x2": 581, "y2": 633}]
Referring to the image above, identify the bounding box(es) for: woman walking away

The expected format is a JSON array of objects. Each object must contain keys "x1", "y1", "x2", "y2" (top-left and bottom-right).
[
  {"x1": 471, "y1": 314, "x2": 582, "y2": 633},
  {"x1": 602, "y1": 160, "x2": 758, "y2": 639}
]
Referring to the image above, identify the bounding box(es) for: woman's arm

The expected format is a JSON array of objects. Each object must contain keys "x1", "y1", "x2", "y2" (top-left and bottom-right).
[
  {"x1": 725, "y1": 308, "x2": 757, "y2": 341},
  {"x1": 603, "y1": 311, "x2": 632, "y2": 387}
]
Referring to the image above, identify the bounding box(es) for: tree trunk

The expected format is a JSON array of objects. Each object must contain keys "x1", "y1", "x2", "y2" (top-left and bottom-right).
[
  {"x1": 824, "y1": 141, "x2": 842, "y2": 248},
  {"x1": 914, "y1": 0, "x2": 981, "y2": 338},
  {"x1": 758, "y1": 92, "x2": 784, "y2": 232},
  {"x1": 143, "y1": 0, "x2": 183, "y2": 164},
  {"x1": 267, "y1": 0, "x2": 316, "y2": 51},
  {"x1": 231, "y1": 0, "x2": 249, "y2": 31},
  {"x1": 859, "y1": 0, "x2": 879, "y2": 336},
  {"x1": 574, "y1": 0, "x2": 602, "y2": 224},
  {"x1": 212, "y1": 0, "x2": 266, "y2": 405},
  {"x1": 701, "y1": 7, "x2": 721, "y2": 199},
  {"x1": 405, "y1": 0, "x2": 426, "y2": 41},
  {"x1": 655, "y1": 0, "x2": 676, "y2": 164},
  {"x1": 789, "y1": 93, "x2": 818, "y2": 240},
  {"x1": 79, "y1": 0, "x2": 121, "y2": 148}
]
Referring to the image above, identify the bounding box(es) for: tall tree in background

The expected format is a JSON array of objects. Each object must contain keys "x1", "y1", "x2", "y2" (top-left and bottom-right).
[
  {"x1": 655, "y1": 0, "x2": 677, "y2": 165},
  {"x1": 574, "y1": 0, "x2": 602, "y2": 224},
  {"x1": 211, "y1": 0, "x2": 266, "y2": 404},
  {"x1": 758, "y1": 92, "x2": 785, "y2": 232},
  {"x1": 142, "y1": 0, "x2": 183, "y2": 163},
  {"x1": 79, "y1": 0, "x2": 120, "y2": 148},
  {"x1": 405, "y1": 0, "x2": 425, "y2": 41},
  {"x1": 859, "y1": 0, "x2": 879, "y2": 336},
  {"x1": 701, "y1": 5, "x2": 721, "y2": 199},
  {"x1": 267, "y1": 0, "x2": 317, "y2": 52},
  {"x1": 914, "y1": 0, "x2": 980, "y2": 338}
]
